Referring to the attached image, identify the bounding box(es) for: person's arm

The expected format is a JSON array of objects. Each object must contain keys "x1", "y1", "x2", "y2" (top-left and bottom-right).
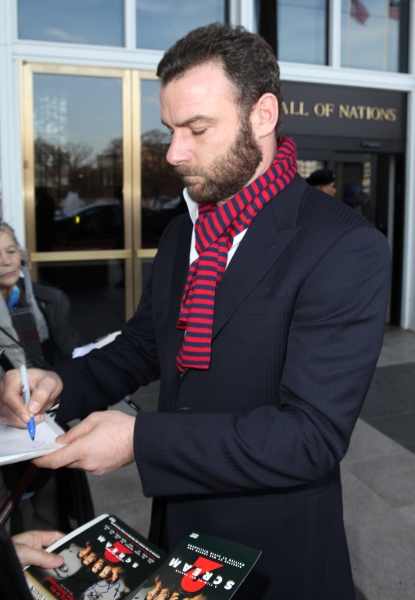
[{"x1": 12, "y1": 530, "x2": 65, "y2": 568}]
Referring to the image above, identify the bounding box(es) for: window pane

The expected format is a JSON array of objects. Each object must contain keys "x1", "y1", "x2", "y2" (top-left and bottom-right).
[
  {"x1": 278, "y1": 0, "x2": 327, "y2": 65},
  {"x1": 136, "y1": 0, "x2": 225, "y2": 50},
  {"x1": 38, "y1": 261, "x2": 125, "y2": 343},
  {"x1": 341, "y1": 0, "x2": 403, "y2": 71},
  {"x1": 297, "y1": 160, "x2": 325, "y2": 179},
  {"x1": 336, "y1": 160, "x2": 372, "y2": 219},
  {"x1": 140, "y1": 80, "x2": 185, "y2": 248},
  {"x1": 18, "y1": 0, "x2": 123, "y2": 46},
  {"x1": 33, "y1": 74, "x2": 123, "y2": 252}
]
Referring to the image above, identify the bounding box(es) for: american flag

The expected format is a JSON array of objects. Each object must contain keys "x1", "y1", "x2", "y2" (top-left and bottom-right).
[
  {"x1": 350, "y1": 0, "x2": 370, "y2": 25},
  {"x1": 389, "y1": 0, "x2": 400, "y2": 20}
]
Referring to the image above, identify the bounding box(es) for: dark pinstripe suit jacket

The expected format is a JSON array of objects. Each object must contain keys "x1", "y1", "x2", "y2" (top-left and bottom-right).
[{"x1": 56, "y1": 174, "x2": 390, "y2": 599}]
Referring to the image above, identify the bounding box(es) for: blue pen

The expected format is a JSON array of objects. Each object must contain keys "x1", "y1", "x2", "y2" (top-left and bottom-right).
[{"x1": 19, "y1": 364, "x2": 35, "y2": 441}]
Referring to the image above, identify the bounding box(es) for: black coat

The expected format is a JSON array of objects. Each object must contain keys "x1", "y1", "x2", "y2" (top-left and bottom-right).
[
  {"x1": 56, "y1": 175, "x2": 390, "y2": 599},
  {"x1": 33, "y1": 281, "x2": 81, "y2": 365}
]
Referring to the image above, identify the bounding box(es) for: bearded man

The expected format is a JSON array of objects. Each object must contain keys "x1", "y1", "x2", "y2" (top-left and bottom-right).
[{"x1": 0, "y1": 24, "x2": 390, "y2": 600}]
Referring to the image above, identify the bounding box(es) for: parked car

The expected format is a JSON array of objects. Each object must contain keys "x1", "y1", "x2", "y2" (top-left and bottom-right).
[{"x1": 53, "y1": 203, "x2": 121, "y2": 250}]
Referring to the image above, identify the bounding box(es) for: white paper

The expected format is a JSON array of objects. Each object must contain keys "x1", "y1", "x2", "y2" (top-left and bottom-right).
[
  {"x1": 72, "y1": 342, "x2": 97, "y2": 358},
  {"x1": 72, "y1": 331, "x2": 121, "y2": 358},
  {"x1": 0, "y1": 415, "x2": 66, "y2": 466}
]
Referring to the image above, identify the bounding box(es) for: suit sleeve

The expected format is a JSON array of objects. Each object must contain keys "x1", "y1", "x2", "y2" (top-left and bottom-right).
[{"x1": 133, "y1": 225, "x2": 391, "y2": 496}]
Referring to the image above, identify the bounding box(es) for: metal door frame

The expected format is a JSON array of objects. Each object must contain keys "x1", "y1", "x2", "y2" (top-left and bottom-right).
[{"x1": 21, "y1": 62, "x2": 160, "y2": 320}]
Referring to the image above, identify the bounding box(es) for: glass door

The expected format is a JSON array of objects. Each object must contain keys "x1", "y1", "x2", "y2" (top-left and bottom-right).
[
  {"x1": 297, "y1": 149, "x2": 377, "y2": 224},
  {"x1": 22, "y1": 63, "x2": 134, "y2": 343},
  {"x1": 22, "y1": 64, "x2": 183, "y2": 343},
  {"x1": 133, "y1": 74, "x2": 184, "y2": 302},
  {"x1": 334, "y1": 153, "x2": 377, "y2": 224}
]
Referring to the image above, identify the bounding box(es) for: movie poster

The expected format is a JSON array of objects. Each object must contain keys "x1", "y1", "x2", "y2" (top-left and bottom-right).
[{"x1": 25, "y1": 515, "x2": 166, "y2": 600}]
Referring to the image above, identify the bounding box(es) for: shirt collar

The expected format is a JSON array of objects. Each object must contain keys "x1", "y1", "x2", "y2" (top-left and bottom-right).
[{"x1": 183, "y1": 188, "x2": 199, "y2": 225}]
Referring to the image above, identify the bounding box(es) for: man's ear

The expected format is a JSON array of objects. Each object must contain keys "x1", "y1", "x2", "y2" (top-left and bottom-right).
[{"x1": 250, "y1": 93, "x2": 279, "y2": 139}]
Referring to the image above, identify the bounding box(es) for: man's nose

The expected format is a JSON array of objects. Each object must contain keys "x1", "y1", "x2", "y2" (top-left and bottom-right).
[{"x1": 166, "y1": 133, "x2": 191, "y2": 166}]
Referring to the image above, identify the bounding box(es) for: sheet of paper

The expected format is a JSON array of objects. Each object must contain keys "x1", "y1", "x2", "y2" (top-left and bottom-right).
[
  {"x1": 0, "y1": 415, "x2": 66, "y2": 466},
  {"x1": 72, "y1": 330, "x2": 121, "y2": 358}
]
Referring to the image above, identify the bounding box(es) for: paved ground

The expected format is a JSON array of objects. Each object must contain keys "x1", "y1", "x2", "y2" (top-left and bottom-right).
[
  {"x1": 341, "y1": 329, "x2": 415, "y2": 600},
  {"x1": 84, "y1": 328, "x2": 415, "y2": 600}
]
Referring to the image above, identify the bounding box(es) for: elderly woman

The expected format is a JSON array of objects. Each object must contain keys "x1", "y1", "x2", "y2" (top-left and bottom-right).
[
  {"x1": 0, "y1": 221, "x2": 80, "y2": 374},
  {"x1": 0, "y1": 220, "x2": 83, "y2": 534}
]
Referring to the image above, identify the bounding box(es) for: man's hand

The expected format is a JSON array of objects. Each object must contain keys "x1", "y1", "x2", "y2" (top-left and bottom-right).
[
  {"x1": 34, "y1": 410, "x2": 136, "y2": 475},
  {"x1": 0, "y1": 368, "x2": 63, "y2": 428},
  {"x1": 12, "y1": 530, "x2": 65, "y2": 568}
]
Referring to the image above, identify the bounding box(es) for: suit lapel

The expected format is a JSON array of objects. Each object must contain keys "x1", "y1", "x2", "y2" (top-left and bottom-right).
[
  {"x1": 212, "y1": 174, "x2": 306, "y2": 339},
  {"x1": 168, "y1": 215, "x2": 193, "y2": 323}
]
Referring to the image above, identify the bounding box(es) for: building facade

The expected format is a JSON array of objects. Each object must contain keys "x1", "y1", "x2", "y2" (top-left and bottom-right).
[{"x1": 0, "y1": 0, "x2": 414, "y2": 339}]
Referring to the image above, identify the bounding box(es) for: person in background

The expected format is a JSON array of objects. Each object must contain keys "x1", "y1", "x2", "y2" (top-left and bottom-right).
[
  {"x1": 0, "y1": 220, "x2": 81, "y2": 373},
  {"x1": 305, "y1": 168, "x2": 337, "y2": 196},
  {"x1": 0, "y1": 220, "x2": 81, "y2": 534}
]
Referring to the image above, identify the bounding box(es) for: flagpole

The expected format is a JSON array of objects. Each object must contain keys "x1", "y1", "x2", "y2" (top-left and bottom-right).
[
  {"x1": 347, "y1": 0, "x2": 352, "y2": 67},
  {"x1": 384, "y1": 0, "x2": 389, "y2": 70}
]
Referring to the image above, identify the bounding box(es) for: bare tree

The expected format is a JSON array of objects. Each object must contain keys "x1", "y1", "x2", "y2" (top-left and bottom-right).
[{"x1": 141, "y1": 129, "x2": 182, "y2": 204}]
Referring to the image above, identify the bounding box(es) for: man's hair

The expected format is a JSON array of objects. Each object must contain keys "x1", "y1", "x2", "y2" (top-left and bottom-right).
[{"x1": 157, "y1": 23, "x2": 283, "y2": 135}]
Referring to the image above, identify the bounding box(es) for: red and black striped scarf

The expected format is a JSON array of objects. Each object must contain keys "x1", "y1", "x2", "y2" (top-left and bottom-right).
[{"x1": 176, "y1": 136, "x2": 298, "y2": 371}]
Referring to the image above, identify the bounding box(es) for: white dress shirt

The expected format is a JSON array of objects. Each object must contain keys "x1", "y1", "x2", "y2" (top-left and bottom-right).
[{"x1": 183, "y1": 188, "x2": 248, "y2": 266}]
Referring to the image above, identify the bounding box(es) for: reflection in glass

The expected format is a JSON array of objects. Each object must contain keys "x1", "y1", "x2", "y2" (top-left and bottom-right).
[
  {"x1": 18, "y1": 0, "x2": 123, "y2": 46},
  {"x1": 140, "y1": 80, "x2": 186, "y2": 248},
  {"x1": 341, "y1": 0, "x2": 402, "y2": 71},
  {"x1": 33, "y1": 74, "x2": 123, "y2": 252},
  {"x1": 335, "y1": 161, "x2": 372, "y2": 220},
  {"x1": 38, "y1": 261, "x2": 125, "y2": 343},
  {"x1": 297, "y1": 160, "x2": 325, "y2": 179},
  {"x1": 136, "y1": 0, "x2": 226, "y2": 50},
  {"x1": 277, "y1": 0, "x2": 327, "y2": 65}
]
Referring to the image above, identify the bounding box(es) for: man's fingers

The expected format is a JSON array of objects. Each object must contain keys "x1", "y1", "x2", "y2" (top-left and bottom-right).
[
  {"x1": 55, "y1": 416, "x2": 95, "y2": 445},
  {"x1": 33, "y1": 416, "x2": 101, "y2": 471},
  {"x1": 12, "y1": 530, "x2": 65, "y2": 550},
  {"x1": 12, "y1": 530, "x2": 66, "y2": 568},
  {"x1": 14, "y1": 543, "x2": 64, "y2": 569},
  {"x1": 28, "y1": 371, "x2": 63, "y2": 415},
  {"x1": 0, "y1": 370, "x2": 30, "y2": 425},
  {"x1": 33, "y1": 411, "x2": 135, "y2": 475},
  {"x1": 0, "y1": 368, "x2": 63, "y2": 427},
  {"x1": 36, "y1": 530, "x2": 66, "y2": 549},
  {"x1": 33, "y1": 442, "x2": 82, "y2": 470}
]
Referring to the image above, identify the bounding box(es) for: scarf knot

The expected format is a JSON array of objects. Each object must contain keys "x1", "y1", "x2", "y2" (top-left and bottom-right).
[{"x1": 176, "y1": 136, "x2": 297, "y2": 371}]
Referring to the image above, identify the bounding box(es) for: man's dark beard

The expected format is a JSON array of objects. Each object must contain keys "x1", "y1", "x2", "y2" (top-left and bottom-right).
[{"x1": 175, "y1": 118, "x2": 263, "y2": 204}]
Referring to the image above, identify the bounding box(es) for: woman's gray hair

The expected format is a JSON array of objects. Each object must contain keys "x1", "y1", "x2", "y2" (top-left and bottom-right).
[
  {"x1": 0, "y1": 221, "x2": 28, "y2": 263},
  {"x1": 0, "y1": 220, "x2": 49, "y2": 341}
]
